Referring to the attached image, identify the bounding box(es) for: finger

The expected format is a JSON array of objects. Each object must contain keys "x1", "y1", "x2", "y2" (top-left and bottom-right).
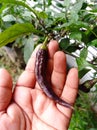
[
  {"x1": 16, "y1": 40, "x2": 59, "y2": 88},
  {"x1": 46, "y1": 40, "x2": 59, "y2": 79},
  {"x1": 57, "y1": 68, "x2": 78, "y2": 118},
  {"x1": 48, "y1": 40, "x2": 59, "y2": 59},
  {"x1": 0, "y1": 68, "x2": 13, "y2": 111},
  {"x1": 51, "y1": 51, "x2": 66, "y2": 96}
]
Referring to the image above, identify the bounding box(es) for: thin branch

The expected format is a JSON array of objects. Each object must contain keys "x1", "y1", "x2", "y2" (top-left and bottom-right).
[
  {"x1": 26, "y1": 1, "x2": 47, "y2": 32},
  {"x1": 43, "y1": 0, "x2": 46, "y2": 11}
]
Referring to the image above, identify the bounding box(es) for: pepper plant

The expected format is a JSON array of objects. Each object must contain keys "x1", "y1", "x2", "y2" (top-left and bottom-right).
[
  {"x1": 0, "y1": 0, "x2": 97, "y2": 129},
  {"x1": 0, "y1": 0, "x2": 97, "y2": 89}
]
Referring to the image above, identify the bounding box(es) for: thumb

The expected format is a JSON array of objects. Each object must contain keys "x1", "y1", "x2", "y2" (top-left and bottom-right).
[{"x1": 0, "y1": 68, "x2": 13, "y2": 111}]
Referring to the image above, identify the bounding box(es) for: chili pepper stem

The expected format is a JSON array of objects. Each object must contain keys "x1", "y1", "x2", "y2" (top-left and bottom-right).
[{"x1": 41, "y1": 36, "x2": 48, "y2": 50}]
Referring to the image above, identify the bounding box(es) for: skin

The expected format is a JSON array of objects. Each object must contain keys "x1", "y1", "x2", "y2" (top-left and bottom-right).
[{"x1": 0, "y1": 40, "x2": 78, "y2": 130}]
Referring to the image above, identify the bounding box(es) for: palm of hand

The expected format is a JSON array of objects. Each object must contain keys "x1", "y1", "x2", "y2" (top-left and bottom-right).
[{"x1": 0, "y1": 41, "x2": 78, "y2": 130}]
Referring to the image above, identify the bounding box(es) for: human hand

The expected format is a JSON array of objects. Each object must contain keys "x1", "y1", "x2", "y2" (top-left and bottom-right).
[{"x1": 0, "y1": 40, "x2": 78, "y2": 130}]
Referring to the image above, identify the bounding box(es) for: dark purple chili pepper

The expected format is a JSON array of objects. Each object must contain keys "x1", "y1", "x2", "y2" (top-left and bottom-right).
[{"x1": 35, "y1": 37, "x2": 74, "y2": 110}]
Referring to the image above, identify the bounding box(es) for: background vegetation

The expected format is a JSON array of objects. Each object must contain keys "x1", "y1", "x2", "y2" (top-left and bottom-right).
[{"x1": 0, "y1": 0, "x2": 97, "y2": 129}]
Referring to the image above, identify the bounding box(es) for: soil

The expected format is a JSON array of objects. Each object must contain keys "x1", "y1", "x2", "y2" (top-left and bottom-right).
[{"x1": 0, "y1": 47, "x2": 25, "y2": 85}]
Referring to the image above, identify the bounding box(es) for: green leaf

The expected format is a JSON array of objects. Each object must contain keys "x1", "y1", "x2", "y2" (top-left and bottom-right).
[
  {"x1": 2, "y1": 14, "x2": 16, "y2": 22},
  {"x1": 66, "y1": 44, "x2": 79, "y2": 53},
  {"x1": 76, "y1": 57, "x2": 94, "y2": 78},
  {"x1": 56, "y1": 2, "x2": 64, "y2": 8},
  {"x1": 76, "y1": 57, "x2": 93, "y2": 78},
  {"x1": 0, "y1": 23, "x2": 42, "y2": 47},
  {"x1": 80, "y1": 48, "x2": 88, "y2": 59},
  {"x1": 35, "y1": 11, "x2": 48, "y2": 19},
  {"x1": 76, "y1": 46, "x2": 97, "y2": 78},
  {"x1": 81, "y1": 2, "x2": 88, "y2": 10},
  {"x1": 76, "y1": 57, "x2": 92, "y2": 71},
  {"x1": 24, "y1": 37, "x2": 34, "y2": 63},
  {"x1": 47, "y1": 0, "x2": 52, "y2": 6},
  {"x1": 78, "y1": 68, "x2": 90, "y2": 79},
  {"x1": 59, "y1": 38, "x2": 70, "y2": 50},
  {"x1": 69, "y1": 10, "x2": 79, "y2": 23},
  {"x1": 70, "y1": 31, "x2": 82, "y2": 41},
  {"x1": 88, "y1": 39, "x2": 97, "y2": 47},
  {"x1": 0, "y1": 0, "x2": 27, "y2": 8},
  {"x1": 0, "y1": 3, "x2": 7, "y2": 14},
  {"x1": 69, "y1": 0, "x2": 84, "y2": 23},
  {"x1": 64, "y1": 0, "x2": 70, "y2": 8},
  {"x1": 0, "y1": 0, "x2": 48, "y2": 21},
  {"x1": 72, "y1": 0, "x2": 84, "y2": 13},
  {"x1": 59, "y1": 38, "x2": 79, "y2": 53},
  {"x1": 0, "y1": 0, "x2": 36, "y2": 16}
]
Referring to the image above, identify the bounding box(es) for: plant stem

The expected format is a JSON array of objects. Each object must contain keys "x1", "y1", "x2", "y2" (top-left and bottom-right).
[
  {"x1": 26, "y1": 1, "x2": 46, "y2": 31},
  {"x1": 43, "y1": 0, "x2": 46, "y2": 11},
  {"x1": 79, "y1": 78, "x2": 97, "y2": 92},
  {"x1": 41, "y1": 36, "x2": 49, "y2": 49}
]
